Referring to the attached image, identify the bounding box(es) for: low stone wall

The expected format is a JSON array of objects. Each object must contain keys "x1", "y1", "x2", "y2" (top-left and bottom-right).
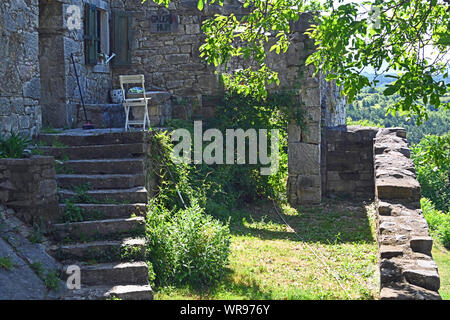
[
  {"x1": 324, "y1": 126, "x2": 378, "y2": 199},
  {"x1": 373, "y1": 128, "x2": 441, "y2": 300},
  {"x1": 0, "y1": 156, "x2": 59, "y2": 227}
]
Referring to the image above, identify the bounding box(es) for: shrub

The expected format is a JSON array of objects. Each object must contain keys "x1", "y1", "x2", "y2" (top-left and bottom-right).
[
  {"x1": 411, "y1": 134, "x2": 449, "y2": 212},
  {"x1": 421, "y1": 198, "x2": 450, "y2": 248},
  {"x1": 145, "y1": 91, "x2": 299, "y2": 286},
  {"x1": 0, "y1": 133, "x2": 30, "y2": 159},
  {"x1": 145, "y1": 199, "x2": 231, "y2": 286}
]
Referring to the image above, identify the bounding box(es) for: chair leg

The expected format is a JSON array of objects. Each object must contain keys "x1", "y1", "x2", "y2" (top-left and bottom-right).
[{"x1": 124, "y1": 106, "x2": 129, "y2": 132}]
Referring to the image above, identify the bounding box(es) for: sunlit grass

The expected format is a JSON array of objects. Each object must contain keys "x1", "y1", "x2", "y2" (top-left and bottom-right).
[
  {"x1": 432, "y1": 243, "x2": 450, "y2": 300},
  {"x1": 154, "y1": 199, "x2": 379, "y2": 300}
]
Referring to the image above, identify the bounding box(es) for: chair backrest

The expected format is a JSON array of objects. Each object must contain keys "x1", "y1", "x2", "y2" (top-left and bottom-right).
[{"x1": 119, "y1": 75, "x2": 146, "y2": 100}]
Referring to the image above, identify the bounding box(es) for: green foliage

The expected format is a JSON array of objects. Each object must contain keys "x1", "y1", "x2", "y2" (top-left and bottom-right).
[
  {"x1": 421, "y1": 198, "x2": 450, "y2": 248},
  {"x1": 346, "y1": 117, "x2": 384, "y2": 128},
  {"x1": 0, "y1": 256, "x2": 14, "y2": 270},
  {"x1": 30, "y1": 262, "x2": 45, "y2": 278},
  {"x1": 146, "y1": 91, "x2": 297, "y2": 287},
  {"x1": 44, "y1": 271, "x2": 60, "y2": 291},
  {"x1": 0, "y1": 133, "x2": 30, "y2": 159},
  {"x1": 145, "y1": 199, "x2": 231, "y2": 287},
  {"x1": 28, "y1": 224, "x2": 44, "y2": 244},
  {"x1": 61, "y1": 200, "x2": 84, "y2": 223},
  {"x1": 347, "y1": 87, "x2": 450, "y2": 144},
  {"x1": 307, "y1": 0, "x2": 449, "y2": 123},
  {"x1": 148, "y1": 0, "x2": 449, "y2": 121},
  {"x1": 411, "y1": 134, "x2": 450, "y2": 211},
  {"x1": 30, "y1": 262, "x2": 60, "y2": 291}
]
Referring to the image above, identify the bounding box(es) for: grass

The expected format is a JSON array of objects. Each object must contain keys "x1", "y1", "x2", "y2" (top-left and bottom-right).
[
  {"x1": 154, "y1": 199, "x2": 379, "y2": 300},
  {"x1": 0, "y1": 256, "x2": 14, "y2": 270},
  {"x1": 432, "y1": 243, "x2": 450, "y2": 300}
]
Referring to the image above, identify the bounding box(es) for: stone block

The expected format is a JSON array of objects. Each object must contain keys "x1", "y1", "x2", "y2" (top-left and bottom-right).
[
  {"x1": 379, "y1": 245, "x2": 404, "y2": 259},
  {"x1": 288, "y1": 123, "x2": 301, "y2": 143},
  {"x1": 301, "y1": 121, "x2": 320, "y2": 144},
  {"x1": 380, "y1": 283, "x2": 441, "y2": 300},
  {"x1": 301, "y1": 87, "x2": 320, "y2": 106},
  {"x1": 404, "y1": 269, "x2": 440, "y2": 292},
  {"x1": 376, "y1": 177, "x2": 421, "y2": 202},
  {"x1": 296, "y1": 186, "x2": 321, "y2": 204},
  {"x1": 410, "y1": 236, "x2": 433, "y2": 255},
  {"x1": 166, "y1": 54, "x2": 190, "y2": 65},
  {"x1": 288, "y1": 142, "x2": 320, "y2": 175}
]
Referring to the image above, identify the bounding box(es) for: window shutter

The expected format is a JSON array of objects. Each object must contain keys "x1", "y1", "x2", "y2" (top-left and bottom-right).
[
  {"x1": 84, "y1": 4, "x2": 99, "y2": 65},
  {"x1": 112, "y1": 10, "x2": 132, "y2": 66}
]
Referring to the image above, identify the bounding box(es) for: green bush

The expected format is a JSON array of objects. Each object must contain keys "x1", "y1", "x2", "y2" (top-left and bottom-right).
[
  {"x1": 0, "y1": 133, "x2": 30, "y2": 159},
  {"x1": 411, "y1": 134, "x2": 449, "y2": 212},
  {"x1": 145, "y1": 91, "x2": 299, "y2": 286},
  {"x1": 145, "y1": 199, "x2": 231, "y2": 286},
  {"x1": 421, "y1": 198, "x2": 450, "y2": 248}
]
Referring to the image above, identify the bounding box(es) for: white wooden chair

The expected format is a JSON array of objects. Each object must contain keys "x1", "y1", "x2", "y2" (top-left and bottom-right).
[{"x1": 119, "y1": 75, "x2": 151, "y2": 131}]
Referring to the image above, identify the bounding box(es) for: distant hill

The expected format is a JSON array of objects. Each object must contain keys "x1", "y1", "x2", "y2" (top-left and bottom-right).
[{"x1": 346, "y1": 87, "x2": 450, "y2": 144}]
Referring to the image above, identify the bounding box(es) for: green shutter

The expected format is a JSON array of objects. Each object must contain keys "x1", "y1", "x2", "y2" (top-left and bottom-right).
[
  {"x1": 84, "y1": 4, "x2": 99, "y2": 65},
  {"x1": 112, "y1": 10, "x2": 132, "y2": 66}
]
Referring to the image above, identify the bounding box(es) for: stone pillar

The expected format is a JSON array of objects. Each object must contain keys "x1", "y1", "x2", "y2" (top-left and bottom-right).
[
  {"x1": 39, "y1": 0, "x2": 68, "y2": 128},
  {"x1": 287, "y1": 65, "x2": 322, "y2": 204}
]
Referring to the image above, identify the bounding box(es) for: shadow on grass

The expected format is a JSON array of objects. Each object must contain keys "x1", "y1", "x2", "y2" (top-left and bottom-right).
[{"x1": 210, "y1": 197, "x2": 376, "y2": 245}]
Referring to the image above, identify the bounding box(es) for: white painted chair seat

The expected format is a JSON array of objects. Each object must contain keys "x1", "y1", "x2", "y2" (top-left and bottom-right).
[{"x1": 119, "y1": 75, "x2": 151, "y2": 131}]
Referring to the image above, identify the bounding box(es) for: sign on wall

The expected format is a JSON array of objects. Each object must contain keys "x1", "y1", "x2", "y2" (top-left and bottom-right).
[{"x1": 150, "y1": 13, "x2": 179, "y2": 33}]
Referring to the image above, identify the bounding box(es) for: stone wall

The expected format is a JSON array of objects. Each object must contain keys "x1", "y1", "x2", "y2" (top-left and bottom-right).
[
  {"x1": 0, "y1": 0, "x2": 42, "y2": 138},
  {"x1": 0, "y1": 156, "x2": 59, "y2": 227},
  {"x1": 373, "y1": 128, "x2": 441, "y2": 300},
  {"x1": 39, "y1": 0, "x2": 113, "y2": 128},
  {"x1": 324, "y1": 126, "x2": 378, "y2": 199},
  {"x1": 109, "y1": 0, "x2": 237, "y2": 119}
]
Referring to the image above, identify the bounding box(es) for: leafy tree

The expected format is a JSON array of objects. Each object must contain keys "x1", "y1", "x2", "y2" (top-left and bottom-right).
[
  {"x1": 307, "y1": 0, "x2": 449, "y2": 124},
  {"x1": 146, "y1": 0, "x2": 449, "y2": 121},
  {"x1": 411, "y1": 133, "x2": 450, "y2": 211}
]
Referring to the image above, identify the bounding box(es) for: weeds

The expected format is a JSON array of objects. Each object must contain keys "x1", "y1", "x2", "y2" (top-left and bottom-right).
[
  {"x1": 0, "y1": 133, "x2": 31, "y2": 159},
  {"x1": 0, "y1": 257, "x2": 14, "y2": 270},
  {"x1": 28, "y1": 224, "x2": 44, "y2": 244}
]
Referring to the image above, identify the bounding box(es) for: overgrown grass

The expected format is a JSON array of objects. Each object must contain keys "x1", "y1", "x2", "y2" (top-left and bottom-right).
[
  {"x1": 432, "y1": 244, "x2": 450, "y2": 300},
  {"x1": 0, "y1": 133, "x2": 30, "y2": 158},
  {"x1": 154, "y1": 199, "x2": 379, "y2": 300},
  {"x1": 421, "y1": 198, "x2": 450, "y2": 248},
  {"x1": 0, "y1": 256, "x2": 14, "y2": 270}
]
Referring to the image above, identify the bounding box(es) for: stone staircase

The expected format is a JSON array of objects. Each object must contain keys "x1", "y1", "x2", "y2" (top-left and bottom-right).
[{"x1": 38, "y1": 129, "x2": 152, "y2": 300}]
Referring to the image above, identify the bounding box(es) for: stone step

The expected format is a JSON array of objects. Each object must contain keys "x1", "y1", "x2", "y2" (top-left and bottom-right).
[
  {"x1": 52, "y1": 217, "x2": 145, "y2": 242},
  {"x1": 63, "y1": 284, "x2": 153, "y2": 300},
  {"x1": 63, "y1": 261, "x2": 149, "y2": 286},
  {"x1": 61, "y1": 158, "x2": 144, "y2": 174},
  {"x1": 40, "y1": 143, "x2": 144, "y2": 160},
  {"x1": 39, "y1": 130, "x2": 143, "y2": 147},
  {"x1": 49, "y1": 238, "x2": 146, "y2": 263},
  {"x1": 56, "y1": 173, "x2": 145, "y2": 190},
  {"x1": 58, "y1": 187, "x2": 148, "y2": 204},
  {"x1": 59, "y1": 203, "x2": 146, "y2": 220}
]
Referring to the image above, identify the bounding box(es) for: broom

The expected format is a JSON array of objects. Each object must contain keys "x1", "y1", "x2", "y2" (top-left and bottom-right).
[{"x1": 71, "y1": 53, "x2": 94, "y2": 130}]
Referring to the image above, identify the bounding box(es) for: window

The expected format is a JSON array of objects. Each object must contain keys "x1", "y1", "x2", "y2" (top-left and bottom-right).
[{"x1": 84, "y1": 4, "x2": 109, "y2": 65}]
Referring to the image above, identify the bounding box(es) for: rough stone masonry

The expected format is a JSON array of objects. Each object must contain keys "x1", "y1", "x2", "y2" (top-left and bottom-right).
[{"x1": 374, "y1": 128, "x2": 441, "y2": 300}]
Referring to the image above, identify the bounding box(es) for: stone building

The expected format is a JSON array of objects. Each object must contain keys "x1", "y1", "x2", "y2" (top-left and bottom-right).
[{"x1": 1, "y1": 0, "x2": 348, "y2": 204}]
